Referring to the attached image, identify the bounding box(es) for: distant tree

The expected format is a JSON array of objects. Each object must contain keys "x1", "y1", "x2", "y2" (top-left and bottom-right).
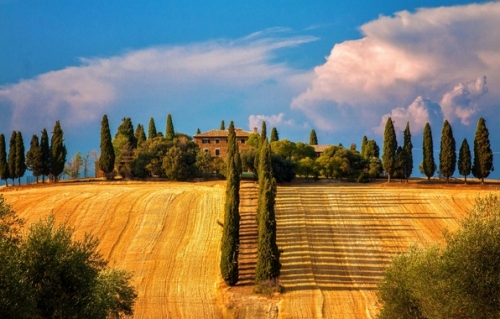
[
  {"x1": 64, "y1": 152, "x2": 83, "y2": 179},
  {"x1": 298, "y1": 157, "x2": 318, "y2": 179},
  {"x1": 148, "y1": 117, "x2": 157, "y2": 140},
  {"x1": 350, "y1": 143, "x2": 357, "y2": 151},
  {"x1": 26, "y1": 134, "x2": 43, "y2": 183},
  {"x1": 115, "y1": 117, "x2": 137, "y2": 149},
  {"x1": 134, "y1": 124, "x2": 146, "y2": 146},
  {"x1": 270, "y1": 127, "x2": 279, "y2": 142},
  {"x1": 472, "y1": 117, "x2": 493, "y2": 184},
  {"x1": 247, "y1": 133, "x2": 260, "y2": 148},
  {"x1": 0, "y1": 134, "x2": 9, "y2": 186},
  {"x1": 422, "y1": 122, "x2": 436, "y2": 181},
  {"x1": 113, "y1": 118, "x2": 137, "y2": 177},
  {"x1": 309, "y1": 129, "x2": 318, "y2": 145},
  {"x1": 365, "y1": 140, "x2": 380, "y2": 158},
  {"x1": 131, "y1": 137, "x2": 170, "y2": 178},
  {"x1": 220, "y1": 121, "x2": 241, "y2": 286},
  {"x1": 394, "y1": 146, "x2": 407, "y2": 182},
  {"x1": 162, "y1": 146, "x2": 189, "y2": 180},
  {"x1": 81, "y1": 152, "x2": 91, "y2": 178},
  {"x1": 196, "y1": 128, "x2": 201, "y2": 135},
  {"x1": 165, "y1": 114, "x2": 175, "y2": 142},
  {"x1": 439, "y1": 120, "x2": 456, "y2": 183},
  {"x1": 40, "y1": 129, "x2": 50, "y2": 182},
  {"x1": 7, "y1": 131, "x2": 17, "y2": 185},
  {"x1": 458, "y1": 138, "x2": 471, "y2": 184},
  {"x1": 294, "y1": 142, "x2": 316, "y2": 160},
  {"x1": 382, "y1": 118, "x2": 397, "y2": 182},
  {"x1": 220, "y1": 120, "x2": 225, "y2": 130},
  {"x1": 99, "y1": 115, "x2": 115, "y2": 180},
  {"x1": 50, "y1": 121, "x2": 67, "y2": 182},
  {"x1": 403, "y1": 122, "x2": 413, "y2": 182},
  {"x1": 361, "y1": 136, "x2": 368, "y2": 157},
  {"x1": 260, "y1": 121, "x2": 267, "y2": 145},
  {"x1": 195, "y1": 151, "x2": 212, "y2": 179},
  {"x1": 14, "y1": 132, "x2": 26, "y2": 185}
]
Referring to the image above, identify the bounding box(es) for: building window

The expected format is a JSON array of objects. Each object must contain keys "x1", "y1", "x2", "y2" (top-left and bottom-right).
[
  {"x1": 202, "y1": 138, "x2": 210, "y2": 144},
  {"x1": 204, "y1": 148, "x2": 209, "y2": 153},
  {"x1": 215, "y1": 149, "x2": 220, "y2": 156},
  {"x1": 215, "y1": 139, "x2": 220, "y2": 144},
  {"x1": 240, "y1": 139, "x2": 245, "y2": 144}
]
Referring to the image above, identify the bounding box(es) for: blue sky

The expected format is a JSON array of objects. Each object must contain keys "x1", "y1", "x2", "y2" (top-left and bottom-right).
[{"x1": 1, "y1": 1, "x2": 500, "y2": 178}]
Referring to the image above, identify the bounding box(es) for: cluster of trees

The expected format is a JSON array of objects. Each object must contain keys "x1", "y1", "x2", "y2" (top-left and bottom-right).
[
  {"x1": 0, "y1": 196, "x2": 137, "y2": 318},
  {"x1": 382, "y1": 117, "x2": 493, "y2": 184},
  {"x1": 0, "y1": 121, "x2": 67, "y2": 186},
  {"x1": 378, "y1": 194, "x2": 500, "y2": 318}
]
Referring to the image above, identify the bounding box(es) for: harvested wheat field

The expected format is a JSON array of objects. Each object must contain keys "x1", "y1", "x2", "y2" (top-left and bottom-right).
[{"x1": 1, "y1": 180, "x2": 496, "y2": 318}]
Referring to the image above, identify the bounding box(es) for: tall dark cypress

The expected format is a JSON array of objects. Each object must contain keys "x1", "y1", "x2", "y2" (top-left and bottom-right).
[
  {"x1": 382, "y1": 117, "x2": 397, "y2": 182},
  {"x1": 15, "y1": 131, "x2": 26, "y2": 185},
  {"x1": 0, "y1": 134, "x2": 9, "y2": 186},
  {"x1": 439, "y1": 120, "x2": 456, "y2": 183},
  {"x1": 196, "y1": 128, "x2": 201, "y2": 135},
  {"x1": 458, "y1": 138, "x2": 471, "y2": 184},
  {"x1": 99, "y1": 115, "x2": 115, "y2": 179},
  {"x1": 7, "y1": 131, "x2": 17, "y2": 185},
  {"x1": 148, "y1": 118, "x2": 157, "y2": 139},
  {"x1": 40, "y1": 129, "x2": 50, "y2": 182},
  {"x1": 166, "y1": 114, "x2": 175, "y2": 142},
  {"x1": 361, "y1": 136, "x2": 368, "y2": 157},
  {"x1": 220, "y1": 120, "x2": 225, "y2": 130},
  {"x1": 115, "y1": 117, "x2": 137, "y2": 149},
  {"x1": 309, "y1": 129, "x2": 318, "y2": 145},
  {"x1": 260, "y1": 121, "x2": 267, "y2": 145},
  {"x1": 422, "y1": 122, "x2": 436, "y2": 181},
  {"x1": 26, "y1": 134, "x2": 42, "y2": 183},
  {"x1": 50, "y1": 120, "x2": 67, "y2": 182},
  {"x1": 220, "y1": 121, "x2": 241, "y2": 286},
  {"x1": 270, "y1": 127, "x2": 279, "y2": 143},
  {"x1": 403, "y1": 122, "x2": 413, "y2": 182},
  {"x1": 472, "y1": 117, "x2": 493, "y2": 184},
  {"x1": 135, "y1": 124, "x2": 146, "y2": 146},
  {"x1": 255, "y1": 140, "x2": 280, "y2": 284}
]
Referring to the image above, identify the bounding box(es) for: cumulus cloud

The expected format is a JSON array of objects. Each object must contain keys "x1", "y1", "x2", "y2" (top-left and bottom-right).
[
  {"x1": 0, "y1": 29, "x2": 316, "y2": 132},
  {"x1": 292, "y1": 2, "x2": 500, "y2": 135},
  {"x1": 248, "y1": 113, "x2": 294, "y2": 131}
]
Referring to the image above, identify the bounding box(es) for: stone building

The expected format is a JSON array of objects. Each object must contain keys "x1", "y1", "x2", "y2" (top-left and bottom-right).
[{"x1": 193, "y1": 128, "x2": 256, "y2": 159}]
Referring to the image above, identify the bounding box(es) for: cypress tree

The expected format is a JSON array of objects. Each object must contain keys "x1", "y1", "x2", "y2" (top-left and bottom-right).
[
  {"x1": 220, "y1": 120, "x2": 225, "y2": 130},
  {"x1": 422, "y1": 122, "x2": 436, "y2": 181},
  {"x1": 220, "y1": 121, "x2": 241, "y2": 286},
  {"x1": 166, "y1": 114, "x2": 175, "y2": 142},
  {"x1": 309, "y1": 129, "x2": 318, "y2": 145},
  {"x1": 196, "y1": 128, "x2": 201, "y2": 135},
  {"x1": 458, "y1": 138, "x2": 471, "y2": 184},
  {"x1": 0, "y1": 134, "x2": 9, "y2": 186},
  {"x1": 270, "y1": 127, "x2": 279, "y2": 143},
  {"x1": 148, "y1": 117, "x2": 157, "y2": 139},
  {"x1": 7, "y1": 131, "x2": 17, "y2": 185},
  {"x1": 472, "y1": 117, "x2": 493, "y2": 184},
  {"x1": 40, "y1": 129, "x2": 50, "y2": 183},
  {"x1": 260, "y1": 121, "x2": 267, "y2": 145},
  {"x1": 50, "y1": 121, "x2": 67, "y2": 182},
  {"x1": 255, "y1": 140, "x2": 281, "y2": 284},
  {"x1": 361, "y1": 136, "x2": 368, "y2": 157},
  {"x1": 403, "y1": 122, "x2": 413, "y2": 182},
  {"x1": 394, "y1": 146, "x2": 407, "y2": 182},
  {"x1": 26, "y1": 134, "x2": 42, "y2": 183},
  {"x1": 382, "y1": 117, "x2": 397, "y2": 182},
  {"x1": 135, "y1": 124, "x2": 146, "y2": 146},
  {"x1": 15, "y1": 131, "x2": 26, "y2": 185},
  {"x1": 99, "y1": 115, "x2": 115, "y2": 179},
  {"x1": 115, "y1": 117, "x2": 137, "y2": 149},
  {"x1": 439, "y1": 120, "x2": 456, "y2": 183}
]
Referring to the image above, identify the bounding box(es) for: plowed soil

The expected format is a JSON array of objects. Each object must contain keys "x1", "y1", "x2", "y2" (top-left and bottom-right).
[{"x1": 1, "y1": 180, "x2": 494, "y2": 318}]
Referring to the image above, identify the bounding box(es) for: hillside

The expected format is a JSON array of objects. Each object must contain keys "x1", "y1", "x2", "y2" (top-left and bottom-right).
[{"x1": 1, "y1": 181, "x2": 490, "y2": 318}]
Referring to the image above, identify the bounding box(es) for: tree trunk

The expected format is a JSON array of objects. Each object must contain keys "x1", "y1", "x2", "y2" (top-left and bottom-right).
[
  {"x1": 464, "y1": 175, "x2": 467, "y2": 184},
  {"x1": 4, "y1": 179, "x2": 8, "y2": 187},
  {"x1": 388, "y1": 175, "x2": 391, "y2": 183}
]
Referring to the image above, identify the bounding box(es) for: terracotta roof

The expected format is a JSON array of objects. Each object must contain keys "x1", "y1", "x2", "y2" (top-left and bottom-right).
[
  {"x1": 194, "y1": 128, "x2": 253, "y2": 138},
  {"x1": 312, "y1": 144, "x2": 333, "y2": 153}
]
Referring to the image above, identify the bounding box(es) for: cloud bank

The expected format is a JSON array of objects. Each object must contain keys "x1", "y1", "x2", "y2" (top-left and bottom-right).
[{"x1": 292, "y1": 2, "x2": 500, "y2": 135}]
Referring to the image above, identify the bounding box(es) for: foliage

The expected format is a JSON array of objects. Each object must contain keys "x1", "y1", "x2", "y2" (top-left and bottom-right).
[
  {"x1": 270, "y1": 127, "x2": 279, "y2": 142},
  {"x1": 247, "y1": 133, "x2": 260, "y2": 148},
  {"x1": 99, "y1": 115, "x2": 115, "y2": 179},
  {"x1": 162, "y1": 141, "x2": 199, "y2": 181},
  {"x1": 458, "y1": 138, "x2": 471, "y2": 183},
  {"x1": 148, "y1": 117, "x2": 157, "y2": 139},
  {"x1": 365, "y1": 139, "x2": 380, "y2": 158},
  {"x1": 26, "y1": 134, "x2": 43, "y2": 182},
  {"x1": 297, "y1": 157, "x2": 318, "y2": 179},
  {"x1": 0, "y1": 134, "x2": 8, "y2": 186},
  {"x1": 439, "y1": 120, "x2": 456, "y2": 183},
  {"x1": 195, "y1": 150, "x2": 212, "y2": 178},
  {"x1": 472, "y1": 117, "x2": 493, "y2": 183},
  {"x1": 378, "y1": 194, "x2": 500, "y2": 319},
  {"x1": 166, "y1": 114, "x2": 175, "y2": 142},
  {"x1": 271, "y1": 154, "x2": 295, "y2": 183},
  {"x1": 220, "y1": 120, "x2": 225, "y2": 130},
  {"x1": 113, "y1": 118, "x2": 137, "y2": 177},
  {"x1": 40, "y1": 128, "x2": 51, "y2": 182},
  {"x1": 134, "y1": 123, "x2": 147, "y2": 146},
  {"x1": 309, "y1": 129, "x2": 318, "y2": 145},
  {"x1": 64, "y1": 152, "x2": 83, "y2": 179},
  {"x1": 131, "y1": 136, "x2": 171, "y2": 178},
  {"x1": 422, "y1": 122, "x2": 436, "y2": 181},
  {"x1": 260, "y1": 121, "x2": 267, "y2": 145},
  {"x1": 394, "y1": 146, "x2": 407, "y2": 182},
  {"x1": 403, "y1": 122, "x2": 413, "y2": 181},
  {"x1": 50, "y1": 121, "x2": 67, "y2": 181},
  {"x1": 361, "y1": 135, "x2": 368, "y2": 157},
  {"x1": 15, "y1": 131, "x2": 26, "y2": 185},
  {"x1": 382, "y1": 117, "x2": 397, "y2": 182},
  {"x1": 7, "y1": 131, "x2": 17, "y2": 185}
]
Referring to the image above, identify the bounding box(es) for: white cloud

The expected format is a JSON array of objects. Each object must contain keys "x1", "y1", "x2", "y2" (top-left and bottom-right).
[
  {"x1": 0, "y1": 29, "x2": 316, "y2": 132},
  {"x1": 248, "y1": 113, "x2": 294, "y2": 131},
  {"x1": 292, "y1": 2, "x2": 500, "y2": 135}
]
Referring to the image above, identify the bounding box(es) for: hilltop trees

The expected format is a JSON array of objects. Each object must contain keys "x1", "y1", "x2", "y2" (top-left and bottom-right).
[
  {"x1": 50, "y1": 121, "x2": 67, "y2": 182},
  {"x1": 0, "y1": 135, "x2": 8, "y2": 186},
  {"x1": 382, "y1": 118, "x2": 397, "y2": 182},
  {"x1": 403, "y1": 122, "x2": 413, "y2": 182},
  {"x1": 148, "y1": 117, "x2": 157, "y2": 139},
  {"x1": 361, "y1": 136, "x2": 368, "y2": 157},
  {"x1": 220, "y1": 121, "x2": 241, "y2": 286},
  {"x1": 472, "y1": 117, "x2": 493, "y2": 184},
  {"x1": 439, "y1": 120, "x2": 456, "y2": 183},
  {"x1": 166, "y1": 114, "x2": 175, "y2": 142},
  {"x1": 458, "y1": 138, "x2": 472, "y2": 184},
  {"x1": 26, "y1": 135, "x2": 43, "y2": 183},
  {"x1": 99, "y1": 115, "x2": 115, "y2": 179},
  {"x1": 15, "y1": 132, "x2": 26, "y2": 185},
  {"x1": 134, "y1": 124, "x2": 146, "y2": 146},
  {"x1": 309, "y1": 129, "x2": 318, "y2": 145},
  {"x1": 422, "y1": 123, "x2": 436, "y2": 181},
  {"x1": 40, "y1": 129, "x2": 50, "y2": 182},
  {"x1": 7, "y1": 132, "x2": 17, "y2": 185},
  {"x1": 270, "y1": 127, "x2": 279, "y2": 142},
  {"x1": 220, "y1": 120, "x2": 225, "y2": 130}
]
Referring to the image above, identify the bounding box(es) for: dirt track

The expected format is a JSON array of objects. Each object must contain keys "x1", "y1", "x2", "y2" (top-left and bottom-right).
[{"x1": 1, "y1": 181, "x2": 493, "y2": 318}]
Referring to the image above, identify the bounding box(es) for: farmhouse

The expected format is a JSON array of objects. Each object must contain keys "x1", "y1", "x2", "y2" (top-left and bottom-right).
[{"x1": 193, "y1": 127, "x2": 256, "y2": 158}]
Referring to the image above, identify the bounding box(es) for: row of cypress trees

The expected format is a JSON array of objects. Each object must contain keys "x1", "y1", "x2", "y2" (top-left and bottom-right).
[
  {"x1": 0, "y1": 121, "x2": 66, "y2": 186},
  {"x1": 383, "y1": 117, "x2": 492, "y2": 184}
]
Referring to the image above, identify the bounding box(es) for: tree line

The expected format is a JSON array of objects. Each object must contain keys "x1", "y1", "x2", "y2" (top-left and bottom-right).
[{"x1": 0, "y1": 121, "x2": 67, "y2": 186}]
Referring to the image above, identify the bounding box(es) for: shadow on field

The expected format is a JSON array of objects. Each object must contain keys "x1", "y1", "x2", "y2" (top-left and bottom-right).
[{"x1": 276, "y1": 185, "x2": 450, "y2": 293}]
